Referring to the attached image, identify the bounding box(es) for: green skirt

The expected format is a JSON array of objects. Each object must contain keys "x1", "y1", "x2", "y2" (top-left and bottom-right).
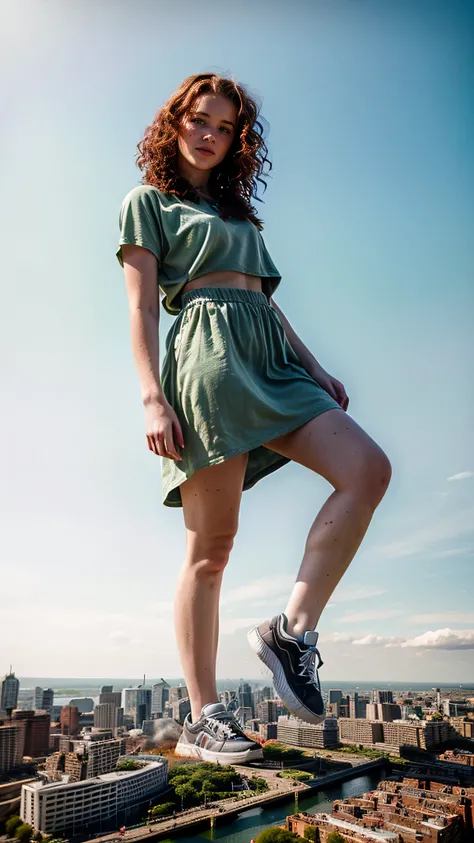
[{"x1": 161, "y1": 287, "x2": 341, "y2": 507}]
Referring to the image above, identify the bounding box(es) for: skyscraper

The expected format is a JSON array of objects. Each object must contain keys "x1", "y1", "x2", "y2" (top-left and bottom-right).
[
  {"x1": 238, "y1": 682, "x2": 253, "y2": 713},
  {"x1": 1, "y1": 670, "x2": 20, "y2": 716},
  {"x1": 152, "y1": 680, "x2": 170, "y2": 715},
  {"x1": 41, "y1": 689, "x2": 54, "y2": 715}
]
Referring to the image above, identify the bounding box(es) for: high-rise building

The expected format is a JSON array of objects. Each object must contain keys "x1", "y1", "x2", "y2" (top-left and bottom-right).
[
  {"x1": 94, "y1": 703, "x2": 123, "y2": 731},
  {"x1": 349, "y1": 692, "x2": 368, "y2": 719},
  {"x1": 168, "y1": 685, "x2": 188, "y2": 706},
  {"x1": 69, "y1": 698, "x2": 94, "y2": 713},
  {"x1": 99, "y1": 691, "x2": 122, "y2": 707},
  {"x1": 17, "y1": 689, "x2": 36, "y2": 711},
  {"x1": 122, "y1": 687, "x2": 152, "y2": 728},
  {"x1": 366, "y1": 702, "x2": 402, "y2": 722},
  {"x1": 329, "y1": 689, "x2": 343, "y2": 704},
  {"x1": 60, "y1": 706, "x2": 80, "y2": 736},
  {"x1": 1, "y1": 670, "x2": 20, "y2": 715},
  {"x1": 372, "y1": 690, "x2": 394, "y2": 704},
  {"x1": 41, "y1": 689, "x2": 54, "y2": 715},
  {"x1": 238, "y1": 682, "x2": 253, "y2": 713},
  {"x1": 219, "y1": 690, "x2": 238, "y2": 711},
  {"x1": 12, "y1": 710, "x2": 50, "y2": 758},
  {"x1": 151, "y1": 680, "x2": 170, "y2": 715},
  {"x1": 256, "y1": 699, "x2": 279, "y2": 722},
  {"x1": 0, "y1": 719, "x2": 25, "y2": 772},
  {"x1": 100, "y1": 685, "x2": 113, "y2": 694},
  {"x1": 172, "y1": 698, "x2": 191, "y2": 725}
]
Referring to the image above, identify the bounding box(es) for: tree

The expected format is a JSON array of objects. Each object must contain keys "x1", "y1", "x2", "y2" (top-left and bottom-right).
[
  {"x1": 255, "y1": 829, "x2": 301, "y2": 843},
  {"x1": 304, "y1": 828, "x2": 319, "y2": 841},
  {"x1": 14, "y1": 824, "x2": 33, "y2": 843},
  {"x1": 33, "y1": 834, "x2": 43, "y2": 842},
  {"x1": 6, "y1": 817, "x2": 22, "y2": 838},
  {"x1": 174, "y1": 782, "x2": 198, "y2": 807},
  {"x1": 150, "y1": 802, "x2": 175, "y2": 818},
  {"x1": 327, "y1": 832, "x2": 346, "y2": 843}
]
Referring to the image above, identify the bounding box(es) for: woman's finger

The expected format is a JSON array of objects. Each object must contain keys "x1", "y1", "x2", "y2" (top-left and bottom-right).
[
  {"x1": 146, "y1": 434, "x2": 158, "y2": 455},
  {"x1": 164, "y1": 431, "x2": 181, "y2": 462},
  {"x1": 173, "y1": 419, "x2": 185, "y2": 450},
  {"x1": 155, "y1": 432, "x2": 167, "y2": 458}
]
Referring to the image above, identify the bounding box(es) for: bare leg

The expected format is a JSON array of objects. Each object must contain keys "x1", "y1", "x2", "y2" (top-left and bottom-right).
[
  {"x1": 265, "y1": 409, "x2": 391, "y2": 638},
  {"x1": 176, "y1": 453, "x2": 248, "y2": 723}
]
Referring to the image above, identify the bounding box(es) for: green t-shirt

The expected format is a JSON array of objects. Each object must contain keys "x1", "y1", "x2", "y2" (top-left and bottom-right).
[{"x1": 116, "y1": 184, "x2": 282, "y2": 315}]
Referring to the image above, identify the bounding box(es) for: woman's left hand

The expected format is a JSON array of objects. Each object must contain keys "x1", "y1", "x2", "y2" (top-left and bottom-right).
[{"x1": 308, "y1": 363, "x2": 349, "y2": 411}]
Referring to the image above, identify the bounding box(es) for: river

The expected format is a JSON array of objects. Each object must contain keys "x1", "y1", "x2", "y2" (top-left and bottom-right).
[{"x1": 160, "y1": 769, "x2": 384, "y2": 842}]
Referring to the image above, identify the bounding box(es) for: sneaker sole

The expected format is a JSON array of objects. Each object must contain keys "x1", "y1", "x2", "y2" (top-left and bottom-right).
[
  {"x1": 247, "y1": 625, "x2": 326, "y2": 726},
  {"x1": 175, "y1": 738, "x2": 263, "y2": 765}
]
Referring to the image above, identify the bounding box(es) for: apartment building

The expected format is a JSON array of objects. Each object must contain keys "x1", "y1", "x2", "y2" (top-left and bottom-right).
[{"x1": 277, "y1": 715, "x2": 339, "y2": 749}]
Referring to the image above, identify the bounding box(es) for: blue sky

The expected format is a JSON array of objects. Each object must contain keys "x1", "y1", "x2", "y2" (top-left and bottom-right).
[{"x1": 1, "y1": 0, "x2": 473, "y2": 682}]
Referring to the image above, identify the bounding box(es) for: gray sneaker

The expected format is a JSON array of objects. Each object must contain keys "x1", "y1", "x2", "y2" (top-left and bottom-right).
[{"x1": 175, "y1": 702, "x2": 263, "y2": 764}]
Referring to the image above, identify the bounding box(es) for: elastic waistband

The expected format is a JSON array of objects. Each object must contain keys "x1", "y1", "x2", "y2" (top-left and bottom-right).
[{"x1": 181, "y1": 286, "x2": 270, "y2": 308}]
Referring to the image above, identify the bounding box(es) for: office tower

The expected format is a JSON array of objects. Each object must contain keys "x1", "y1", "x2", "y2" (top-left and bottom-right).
[
  {"x1": 1, "y1": 669, "x2": 20, "y2": 716},
  {"x1": 219, "y1": 689, "x2": 238, "y2": 710},
  {"x1": 122, "y1": 687, "x2": 152, "y2": 728},
  {"x1": 12, "y1": 710, "x2": 50, "y2": 758},
  {"x1": 42, "y1": 689, "x2": 54, "y2": 714},
  {"x1": 172, "y1": 697, "x2": 191, "y2": 725},
  {"x1": 94, "y1": 703, "x2": 123, "y2": 730},
  {"x1": 234, "y1": 706, "x2": 253, "y2": 725},
  {"x1": 349, "y1": 692, "x2": 368, "y2": 719},
  {"x1": 238, "y1": 682, "x2": 253, "y2": 713},
  {"x1": 0, "y1": 719, "x2": 25, "y2": 772},
  {"x1": 328, "y1": 689, "x2": 343, "y2": 716},
  {"x1": 256, "y1": 699, "x2": 279, "y2": 722},
  {"x1": 60, "y1": 706, "x2": 80, "y2": 736},
  {"x1": 372, "y1": 690, "x2": 394, "y2": 704},
  {"x1": 168, "y1": 685, "x2": 188, "y2": 706},
  {"x1": 152, "y1": 680, "x2": 170, "y2": 715},
  {"x1": 99, "y1": 691, "x2": 122, "y2": 707},
  {"x1": 34, "y1": 687, "x2": 44, "y2": 709},
  {"x1": 100, "y1": 685, "x2": 113, "y2": 694}
]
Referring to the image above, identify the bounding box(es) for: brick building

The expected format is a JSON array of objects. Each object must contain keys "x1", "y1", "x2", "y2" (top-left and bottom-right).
[
  {"x1": 60, "y1": 705, "x2": 79, "y2": 736},
  {"x1": 12, "y1": 710, "x2": 50, "y2": 758}
]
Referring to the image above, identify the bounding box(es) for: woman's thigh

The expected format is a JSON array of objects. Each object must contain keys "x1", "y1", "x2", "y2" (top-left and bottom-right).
[
  {"x1": 180, "y1": 453, "x2": 249, "y2": 538},
  {"x1": 264, "y1": 408, "x2": 391, "y2": 494}
]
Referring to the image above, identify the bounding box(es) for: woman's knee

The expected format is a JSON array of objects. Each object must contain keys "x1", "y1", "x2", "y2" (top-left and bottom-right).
[
  {"x1": 185, "y1": 530, "x2": 236, "y2": 576},
  {"x1": 347, "y1": 445, "x2": 392, "y2": 508}
]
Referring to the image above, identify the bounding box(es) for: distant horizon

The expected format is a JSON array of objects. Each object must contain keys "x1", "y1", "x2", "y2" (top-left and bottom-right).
[{"x1": 15, "y1": 676, "x2": 474, "y2": 689}]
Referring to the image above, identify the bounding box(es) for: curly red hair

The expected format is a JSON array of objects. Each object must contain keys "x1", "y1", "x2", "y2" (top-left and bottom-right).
[{"x1": 135, "y1": 73, "x2": 272, "y2": 230}]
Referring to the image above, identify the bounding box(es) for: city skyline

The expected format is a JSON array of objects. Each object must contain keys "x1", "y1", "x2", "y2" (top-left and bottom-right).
[{"x1": 1, "y1": 0, "x2": 473, "y2": 681}]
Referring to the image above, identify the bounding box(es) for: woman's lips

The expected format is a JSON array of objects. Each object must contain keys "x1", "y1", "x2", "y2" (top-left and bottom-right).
[{"x1": 196, "y1": 148, "x2": 215, "y2": 156}]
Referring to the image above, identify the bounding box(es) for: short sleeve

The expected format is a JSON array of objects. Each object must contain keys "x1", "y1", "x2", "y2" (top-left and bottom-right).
[{"x1": 116, "y1": 185, "x2": 165, "y2": 267}]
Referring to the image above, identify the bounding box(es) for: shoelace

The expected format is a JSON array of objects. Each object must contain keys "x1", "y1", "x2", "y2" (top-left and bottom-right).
[
  {"x1": 298, "y1": 636, "x2": 324, "y2": 689},
  {"x1": 205, "y1": 713, "x2": 244, "y2": 740}
]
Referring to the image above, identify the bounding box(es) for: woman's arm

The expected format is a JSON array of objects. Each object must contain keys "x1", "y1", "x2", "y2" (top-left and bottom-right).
[
  {"x1": 121, "y1": 244, "x2": 184, "y2": 459},
  {"x1": 270, "y1": 298, "x2": 349, "y2": 411}
]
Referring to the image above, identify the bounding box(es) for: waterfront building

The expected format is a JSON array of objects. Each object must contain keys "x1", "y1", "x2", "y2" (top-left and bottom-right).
[
  {"x1": 338, "y1": 717, "x2": 383, "y2": 745},
  {"x1": 21, "y1": 756, "x2": 168, "y2": 835},
  {"x1": 286, "y1": 777, "x2": 474, "y2": 842},
  {"x1": 100, "y1": 685, "x2": 113, "y2": 694},
  {"x1": 277, "y1": 715, "x2": 339, "y2": 748}
]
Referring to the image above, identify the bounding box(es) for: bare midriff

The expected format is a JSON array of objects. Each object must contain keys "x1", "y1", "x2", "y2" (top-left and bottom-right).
[{"x1": 182, "y1": 270, "x2": 263, "y2": 295}]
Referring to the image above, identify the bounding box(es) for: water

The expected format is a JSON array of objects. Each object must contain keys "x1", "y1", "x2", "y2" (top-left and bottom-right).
[{"x1": 161, "y1": 770, "x2": 383, "y2": 843}]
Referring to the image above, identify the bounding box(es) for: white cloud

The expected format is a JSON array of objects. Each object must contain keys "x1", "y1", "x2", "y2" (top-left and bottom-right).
[
  {"x1": 401, "y1": 628, "x2": 474, "y2": 650},
  {"x1": 321, "y1": 627, "x2": 474, "y2": 651},
  {"x1": 352, "y1": 634, "x2": 406, "y2": 647},
  {"x1": 447, "y1": 471, "x2": 474, "y2": 482}
]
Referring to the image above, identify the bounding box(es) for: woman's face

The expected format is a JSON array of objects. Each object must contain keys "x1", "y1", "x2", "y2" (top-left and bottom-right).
[{"x1": 177, "y1": 93, "x2": 238, "y2": 181}]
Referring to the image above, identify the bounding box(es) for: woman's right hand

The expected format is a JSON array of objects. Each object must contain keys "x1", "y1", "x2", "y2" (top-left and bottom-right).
[{"x1": 145, "y1": 397, "x2": 184, "y2": 461}]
